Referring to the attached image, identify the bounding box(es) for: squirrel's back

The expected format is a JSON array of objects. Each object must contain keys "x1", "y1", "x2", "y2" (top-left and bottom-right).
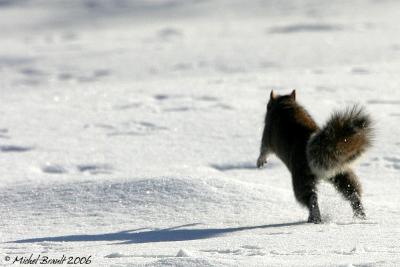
[
  {"x1": 262, "y1": 91, "x2": 372, "y2": 179},
  {"x1": 264, "y1": 91, "x2": 318, "y2": 172}
]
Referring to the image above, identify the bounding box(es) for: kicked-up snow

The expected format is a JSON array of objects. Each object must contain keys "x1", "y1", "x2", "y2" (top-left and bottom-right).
[{"x1": 0, "y1": 0, "x2": 400, "y2": 266}]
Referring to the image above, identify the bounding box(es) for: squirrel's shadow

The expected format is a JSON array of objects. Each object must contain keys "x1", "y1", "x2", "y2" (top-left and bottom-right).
[{"x1": 10, "y1": 221, "x2": 305, "y2": 245}]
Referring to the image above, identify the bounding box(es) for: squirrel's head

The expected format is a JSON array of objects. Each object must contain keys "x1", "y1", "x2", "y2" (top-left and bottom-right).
[{"x1": 267, "y1": 89, "x2": 296, "y2": 111}]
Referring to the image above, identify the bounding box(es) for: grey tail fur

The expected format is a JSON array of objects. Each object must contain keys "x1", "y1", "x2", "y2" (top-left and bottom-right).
[{"x1": 307, "y1": 105, "x2": 373, "y2": 179}]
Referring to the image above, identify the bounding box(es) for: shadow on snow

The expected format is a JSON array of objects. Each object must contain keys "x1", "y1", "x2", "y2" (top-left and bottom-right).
[{"x1": 10, "y1": 221, "x2": 305, "y2": 245}]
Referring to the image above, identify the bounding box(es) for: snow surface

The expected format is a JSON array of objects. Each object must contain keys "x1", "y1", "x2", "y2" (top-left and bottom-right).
[{"x1": 1, "y1": 0, "x2": 400, "y2": 266}]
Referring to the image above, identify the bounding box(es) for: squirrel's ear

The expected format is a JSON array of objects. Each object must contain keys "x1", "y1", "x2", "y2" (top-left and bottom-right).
[
  {"x1": 270, "y1": 90, "x2": 276, "y2": 100},
  {"x1": 290, "y1": 89, "x2": 296, "y2": 100}
]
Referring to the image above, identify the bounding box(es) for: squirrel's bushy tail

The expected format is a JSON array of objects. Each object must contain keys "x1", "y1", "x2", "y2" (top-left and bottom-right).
[{"x1": 307, "y1": 105, "x2": 373, "y2": 179}]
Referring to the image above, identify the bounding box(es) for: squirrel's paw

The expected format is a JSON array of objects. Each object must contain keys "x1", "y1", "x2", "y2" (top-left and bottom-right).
[
  {"x1": 257, "y1": 155, "x2": 267, "y2": 168},
  {"x1": 308, "y1": 215, "x2": 322, "y2": 224},
  {"x1": 353, "y1": 209, "x2": 367, "y2": 220}
]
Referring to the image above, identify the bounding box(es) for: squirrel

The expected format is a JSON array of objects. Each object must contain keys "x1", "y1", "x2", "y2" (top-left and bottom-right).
[{"x1": 257, "y1": 90, "x2": 373, "y2": 223}]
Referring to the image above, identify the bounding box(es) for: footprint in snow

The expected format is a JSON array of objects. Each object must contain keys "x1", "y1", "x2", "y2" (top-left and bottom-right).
[
  {"x1": 0, "y1": 128, "x2": 10, "y2": 139},
  {"x1": 41, "y1": 163, "x2": 113, "y2": 175},
  {"x1": 0, "y1": 55, "x2": 36, "y2": 67},
  {"x1": 107, "y1": 121, "x2": 168, "y2": 137},
  {"x1": 153, "y1": 94, "x2": 183, "y2": 101},
  {"x1": 84, "y1": 121, "x2": 167, "y2": 137},
  {"x1": 19, "y1": 67, "x2": 47, "y2": 77},
  {"x1": 383, "y1": 157, "x2": 400, "y2": 170},
  {"x1": 59, "y1": 69, "x2": 111, "y2": 83},
  {"x1": 154, "y1": 93, "x2": 232, "y2": 112},
  {"x1": 41, "y1": 164, "x2": 68, "y2": 174},
  {"x1": 0, "y1": 145, "x2": 33, "y2": 153},
  {"x1": 77, "y1": 164, "x2": 113, "y2": 175},
  {"x1": 268, "y1": 23, "x2": 343, "y2": 34}
]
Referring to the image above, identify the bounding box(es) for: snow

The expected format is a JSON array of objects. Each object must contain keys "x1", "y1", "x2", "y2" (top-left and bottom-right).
[
  {"x1": 0, "y1": 0, "x2": 400, "y2": 266},
  {"x1": 176, "y1": 249, "x2": 192, "y2": 257}
]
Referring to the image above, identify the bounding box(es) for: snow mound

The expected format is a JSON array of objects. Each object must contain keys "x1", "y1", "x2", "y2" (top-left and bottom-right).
[{"x1": 0, "y1": 176, "x2": 289, "y2": 227}]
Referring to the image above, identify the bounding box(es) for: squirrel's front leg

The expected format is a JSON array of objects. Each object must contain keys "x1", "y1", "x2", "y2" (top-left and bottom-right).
[
  {"x1": 257, "y1": 146, "x2": 269, "y2": 168},
  {"x1": 257, "y1": 153, "x2": 267, "y2": 168},
  {"x1": 257, "y1": 124, "x2": 270, "y2": 168}
]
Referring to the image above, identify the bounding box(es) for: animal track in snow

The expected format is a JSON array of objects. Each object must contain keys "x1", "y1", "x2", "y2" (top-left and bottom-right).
[
  {"x1": 41, "y1": 163, "x2": 68, "y2": 174},
  {"x1": 0, "y1": 128, "x2": 10, "y2": 139},
  {"x1": 77, "y1": 69, "x2": 111, "y2": 83},
  {"x1": 40, "y1": 163, "x2": 113, "y2": 175},
  {"x1": 269, "y1": 23, "x2": 343, "y2": 34},
  {"x1": 0, "y1": 55, "x2": 36, "y2": 67},
  {"x1": 152, "y1": 93, "x2": 233, "y2": 112},
  {"x1": 84, "y1": 121, "x2": 167, "y2": 137},
  {"x1": 0, "y1": 145, "x2": 33, "y2": 153},
  {"x1": 57, "y1": 69, "x2": 111, "y2": 83},
  {"x1": 77, "y1": 164, "x2": 113, "y2": 175},
  {"x1": 19, "y1": 67, "x2": 47, "y2": 77},
  {"x1": 153, "y1": 94, "x2": 185, "y2": 101},
  {"x1": 107, "y1": 121, "x2": 168, "y2": 137},
  {"x1": 383, "y1": 157, "x2": 400, "y2": 170},
  {"x1": 366, "y1": 156, "x2": 400, "y2": 170}
]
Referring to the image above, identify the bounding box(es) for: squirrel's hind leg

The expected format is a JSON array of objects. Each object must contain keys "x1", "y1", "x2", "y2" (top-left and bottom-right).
[
  {"x1": 307, "y1": 192, "x2": 322, "y2": 224},
  {"x1": 329, "y1": 169, "x2": 366, "y2": 219},
  {"x1": 293, "y1": 176, "x2": 322, "y2": 224}
]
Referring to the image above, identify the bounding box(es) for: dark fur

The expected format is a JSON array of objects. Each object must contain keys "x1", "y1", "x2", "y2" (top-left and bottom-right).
[{"x1": 257, "y1": 90, "x2": 372, "y2": 223}]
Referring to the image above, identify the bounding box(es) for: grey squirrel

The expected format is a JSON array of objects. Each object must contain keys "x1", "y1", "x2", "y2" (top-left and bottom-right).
[{"x1": 257, "y1": 90, "x2": 373, "y2": 223}]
